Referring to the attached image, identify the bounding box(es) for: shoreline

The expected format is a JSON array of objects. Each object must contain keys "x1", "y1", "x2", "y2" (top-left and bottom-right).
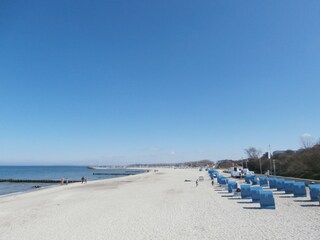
[
  {"x1": 0, "y1": 168, "x2": 151, "y2": 198},
  {"x1": 0, "y1": 168, "x2": 319, "y2": 240}
]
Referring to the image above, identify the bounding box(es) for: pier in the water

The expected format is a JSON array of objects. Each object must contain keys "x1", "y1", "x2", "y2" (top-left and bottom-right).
[{"x1": 0, "y1": 179, "x2": 81, "y2": 183}]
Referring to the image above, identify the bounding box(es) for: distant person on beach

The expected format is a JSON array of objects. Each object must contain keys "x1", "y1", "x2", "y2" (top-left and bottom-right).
[
  {"x1": 236, "y1": 181, "x2": 241, "y2": 192},
  {"x1": 60, "y1": 178, "x2": 64, "y2": 185},
  {"x1": 84, "y1": 177, "x2": 87, "y2": 184},
  {"x1": 81, "y1": 176, "x2": 85, "y2": 184},
  {"x1": 66, "y1": 178, "x2": 69, "y2": 185},
  {"x1": 196, "y1": 179, "x2": 198, "y2": 187},
  {"x1": 240, "y1": 169, "x2": 244, "y2": 178},
  {"x1": 211, "y1": 179, "x2": 214, "y2": 186}
]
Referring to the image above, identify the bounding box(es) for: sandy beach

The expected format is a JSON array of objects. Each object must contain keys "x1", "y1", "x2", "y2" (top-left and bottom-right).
[{"x1": 0, "y1": 168, "x2": 319, "y2": 240}]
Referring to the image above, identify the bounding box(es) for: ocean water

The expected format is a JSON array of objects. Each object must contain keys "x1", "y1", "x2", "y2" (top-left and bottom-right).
[{"x1": 0, "y1": 166, "x2": 145, "y2": 196}]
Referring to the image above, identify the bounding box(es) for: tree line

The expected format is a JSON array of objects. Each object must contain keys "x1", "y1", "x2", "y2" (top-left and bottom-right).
[{"x1": 244, "y1": 144, "x2": 320, "y2": 180}]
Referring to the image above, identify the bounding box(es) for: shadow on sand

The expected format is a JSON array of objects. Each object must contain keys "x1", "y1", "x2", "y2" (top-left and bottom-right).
[
  {"x1": 221, "y1": 195, "x2": 234, "y2": 197},
  {"x1": 273, "y1": 192, "x2": 286, "y2": 195},
  {"x1": 279, "y1": 195, "x2": 294, "y2": 198},
  {"x1": 237, "y1": 201, "x2": 254, "y2": 204},
  {"x1": 300, "y1": 204, "x2": 319, "y2": 207},
  {"x1": 243, "y1": 206, "x2": 261, "y2": 210},
  {"x1": 227, "y1": 197, "x2": 241, "y2": 200},
  {"x1": 294, "y1": 199, "x2": 311, "y2": 203}
]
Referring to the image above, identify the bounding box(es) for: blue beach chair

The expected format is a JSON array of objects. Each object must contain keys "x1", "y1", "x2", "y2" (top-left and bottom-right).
[
  {"x1": 293, "y1": 182, "x2": 307, "y2": 197},
  {"x1": 245, "y1": 175, "x2": 252, "y2": 184},
  {"x1": 220, "y1": 178, "x2": 228, "y2": 184},
  {"x1": 210, "y1": 172, "x2": 217, "y2": 179},
  {"x1": 251, "y1": 186, "x2": 263, "y2": 203},
  {"x1": 316, "y1": 188, "x2": 320, "y2": 203},
  {"x1": 208, "y1": 169, "x2": 217, "y2": 179},
  {"x1": 217, "y1": 175, "x2": 224, "y2": 184},
  {"x1": 220, "y1": 177, "x2": 229, "y2": 189},
  {"x1": 209, "y1": 172, "x2": 214, "y2": 180},
  {"x1": 276, "y1": 179, "x2": 285, "y2": 191},
  {"x1": 269, "y1": 178, "x2": 277, "y2": 189},
  {"x1": 309, "y1": 184, "x2": 320, "y2": 201},
  {"x1": 228, "y1": 182, "x2": 237, "y2": 193},
  {"x1": 259, "y1": 190, "x2": 276, "y2": 209},
  {"x1": 284, "y1": 181, "x2": 295, "y2": 194},
  {"x1": 250, "y1": 175, "x2": 258, "y2": 185},
  {"x1": 259, "y1": 177, "x2": 268, "y2": 187},
  {"x1": 241, "y1": 184, "x2": 252, "y2": 199}
]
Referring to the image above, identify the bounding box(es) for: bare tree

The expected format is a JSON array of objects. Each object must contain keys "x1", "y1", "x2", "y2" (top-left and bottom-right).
[
  {"x1": 244, "y1": 147, "x2": 262, "y2": 174},
  {"x1": 300, "y1": 134, "x2": 316, "y2": 149},
  {"x1": 244, "y1": 147, "x2": 261, "y2": 159}
]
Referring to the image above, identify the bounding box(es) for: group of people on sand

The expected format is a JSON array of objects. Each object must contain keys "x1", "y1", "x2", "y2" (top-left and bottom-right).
[
  {"x1": 60, "y1": 178, "x2": 69, "y2": 185},
  {"x1": 196, "y1": 178, "x2": 214, "y2": 187},
  {"x1": 60, "y1": 177, "x2": 88, "y2": 185}
]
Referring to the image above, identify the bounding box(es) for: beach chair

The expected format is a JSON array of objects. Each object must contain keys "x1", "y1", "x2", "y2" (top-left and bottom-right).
[
  {"x1": 218, "y1": 175, "x2": 226, "y2": 184},
  {"x1": 284, "y1": 180, "x2": 295, "y2": 194},
  {"x1": 212, "y1": 170, "x2": 218, "y2": 178},
  {"x1": 220, "y1": 178, "x2": 228, "y2": 184},
  {"x1": 251, "y1": 186, "x2": 263, "y2": 203},
  {"x1": 293, "y1": 182, "x2": 307, "y2": 197},
  {"x1": 259, "y1": 177, "x2": 268, "y2": 187},
  {"x1": 245, "y1": 175, "x2": 251, "y2": 184},
  {"x1": 228, "y1": 181, "x2": 237, "y2": 193},
  {"x1": 220, "y1": 177, "x2": 229, "y2": 189},
  {"x1": 250, "y1": 175, "x2": 258, "y2": 185},
  {"x1": 316, "y1": 188, "x2": 320, "y2": 205},
  {"x1": 276, "y1": 179, "x2": 285, "y2": 191},
  {"x1": 259, "y1": 190, "x2": 275, "y2": 209},
  {"x1": 217, "y1": 175, "x2": 223, "y2": 184},
  {"x1": 268, "y1": 178, "x2": 277, "y2": 189},
  {"x1": 309, "y1": 184, "x2": 320, "y2": 201},
  {"x1": 209, "y1": 170, "x2": 213, "y2": 178},
  {"x1": 240, "y1": 184, "x2": 252, "y2": 199}
]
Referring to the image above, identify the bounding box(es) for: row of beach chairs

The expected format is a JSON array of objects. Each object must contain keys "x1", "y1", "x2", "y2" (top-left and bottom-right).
[{"x1": 208, "y1": 170, "x2": 320, "y2": 209}]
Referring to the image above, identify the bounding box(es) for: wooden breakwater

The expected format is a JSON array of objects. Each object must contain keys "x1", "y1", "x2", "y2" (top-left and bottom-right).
[{"x1": 0, "y1": 179, "x2": 81, "y2": 183}]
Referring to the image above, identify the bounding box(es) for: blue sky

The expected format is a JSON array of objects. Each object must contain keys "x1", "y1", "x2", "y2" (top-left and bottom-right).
[{"x1": 1, "y1": 0, "x2": 320, "y2": 165}]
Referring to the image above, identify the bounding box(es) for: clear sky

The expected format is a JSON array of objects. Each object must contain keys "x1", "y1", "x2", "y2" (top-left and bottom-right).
[{"x1": 1, "y1": 0, "x2": 320, "y2": 165}]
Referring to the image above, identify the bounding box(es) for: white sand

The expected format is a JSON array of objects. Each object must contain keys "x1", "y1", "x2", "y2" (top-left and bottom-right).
[{"x1": 0, "y1": 168, "x2": 319, "y2": 240}]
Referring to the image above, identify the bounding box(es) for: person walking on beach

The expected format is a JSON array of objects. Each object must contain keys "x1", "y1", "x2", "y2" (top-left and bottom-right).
[
  {"x1": 81, "y1": 176, "x2": 85, "y2": 184},
  {"x1": 196, "y1": 179, "x2": 198, "y2": 187},
  {"x1": 211, "y1": 179, "x2": 214, "y2": 186},
  {"x1": 66, "y1": 178, "x2": 69, "y2": 185}
]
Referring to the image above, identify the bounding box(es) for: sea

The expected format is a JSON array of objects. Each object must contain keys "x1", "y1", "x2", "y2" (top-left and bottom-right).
[{"x1": 0, "y1": 166, "x2": 145, "y2": 196}]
